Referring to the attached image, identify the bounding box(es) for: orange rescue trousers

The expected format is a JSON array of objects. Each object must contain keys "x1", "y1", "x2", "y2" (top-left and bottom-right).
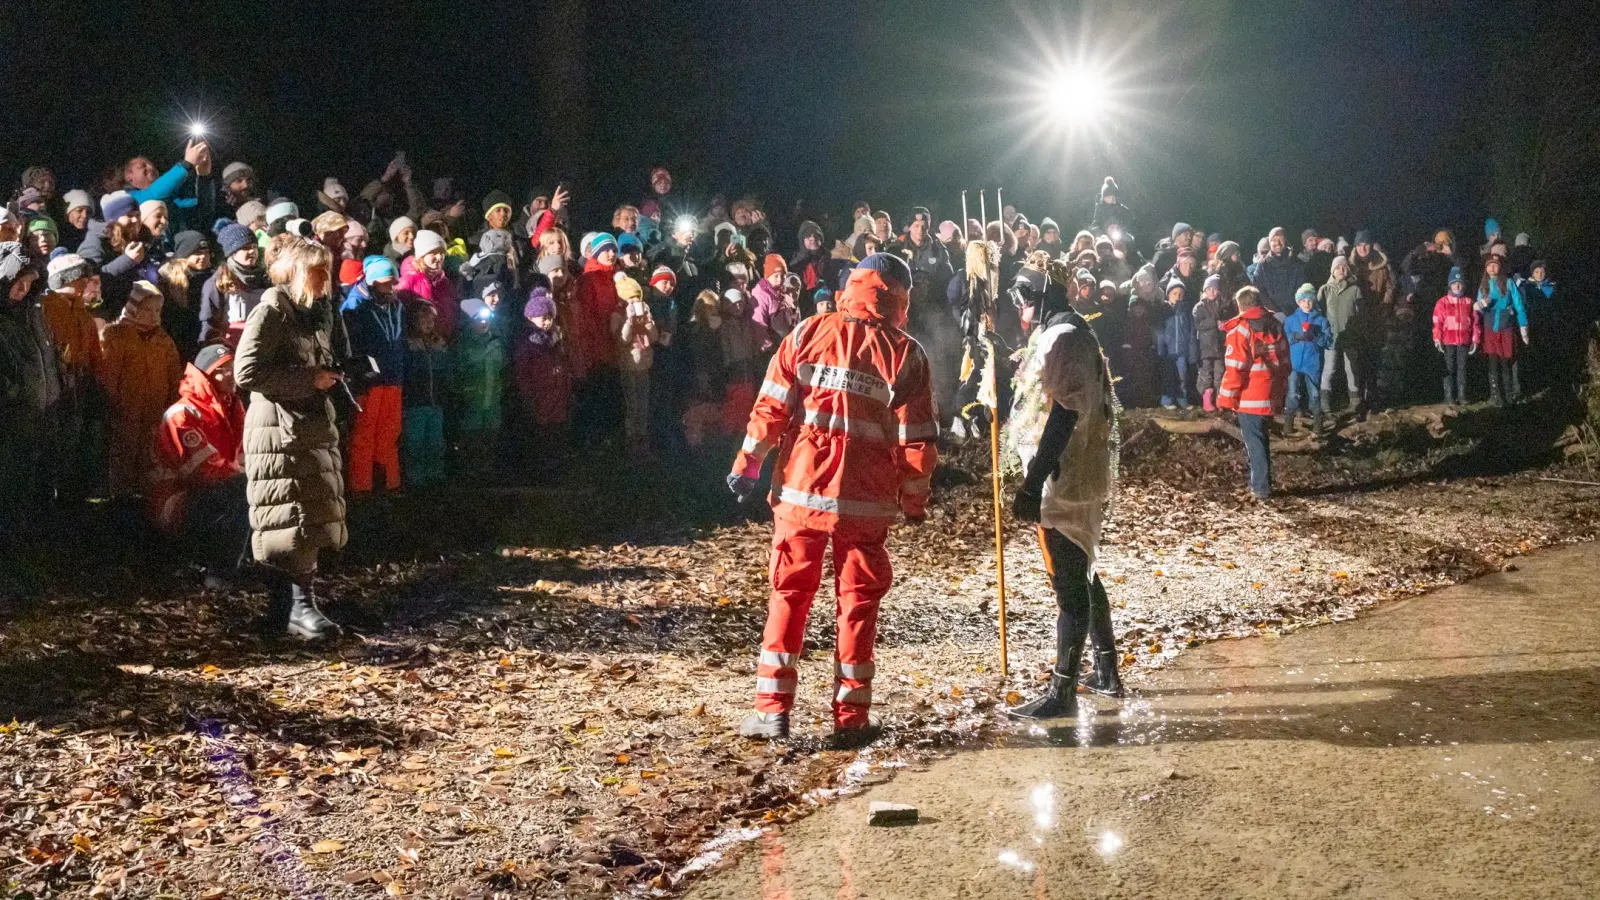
[
  {"x1": 754, "y1": 517, "x2": 892, "y2": 729},
  {"x1": 348, "y1": 385, "x2": 403, "y2": 493}
]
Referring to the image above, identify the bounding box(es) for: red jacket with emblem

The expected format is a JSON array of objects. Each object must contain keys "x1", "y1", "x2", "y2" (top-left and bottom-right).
[
  {"x1": 731, "y1": 268, "x2": 939, "y2": 528},
  {"x1": 148, "y1": 363, "x2": 246, "y2": 531},
  {"x1": 1217, "y1": 305, "x2": 1289, "y2": 415}
]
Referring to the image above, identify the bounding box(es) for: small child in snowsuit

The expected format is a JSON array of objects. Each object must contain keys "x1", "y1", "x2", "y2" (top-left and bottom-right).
[
  {"x1": 402, "y1": 301, "x2": 451, "y2": 486},
  {"x1": 455, "y1": 298, "x2": 507, "y2": 474},
  {"x1": 611, "y1": 274, "x2": 658, "y2": 459},
  {"x1": 1283, "y1": 283, "x2": 1333, "y2": 431},
  {"x1": 1192, "y1": 273, "x2": 1233, "y2": 412},
  {"x1": 512, "y1": 288, "x2": 571, "y2": 460},
  {"x1": 1432, "y1": 267, "x2": 1480, "y2": 406}
]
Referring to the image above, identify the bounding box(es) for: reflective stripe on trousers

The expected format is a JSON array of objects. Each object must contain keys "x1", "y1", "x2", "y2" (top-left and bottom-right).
[{"x1": 754, "y1": 518, "x2": 891, "y2": 728}]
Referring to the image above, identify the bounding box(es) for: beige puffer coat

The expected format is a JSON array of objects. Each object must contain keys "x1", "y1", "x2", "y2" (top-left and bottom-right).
[{"x1": 235, "y1": 288, "x2": 347, "y2": 571}]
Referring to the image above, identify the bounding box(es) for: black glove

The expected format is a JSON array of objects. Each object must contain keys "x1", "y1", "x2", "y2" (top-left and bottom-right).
[
  {"x1": 1012, "y1": 486, "x2": 1043, "y2": 524},
  {"x1": 727, "y1": 473, "x2": 759, "y2": 504}
]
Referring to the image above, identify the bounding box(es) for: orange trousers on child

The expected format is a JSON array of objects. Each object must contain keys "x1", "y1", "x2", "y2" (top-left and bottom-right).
[
  {"x1": 348, "y1": 385, "x2": 402, "y2": 492},
  {"x1": 753, "y1": 517, "x2": 892, "y2": 728}
]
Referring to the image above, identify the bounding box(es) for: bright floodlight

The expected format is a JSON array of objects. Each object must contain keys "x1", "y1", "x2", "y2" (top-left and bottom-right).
[{"x1": 1045, "y1": 65, "x2": 1109, "y2": 122}]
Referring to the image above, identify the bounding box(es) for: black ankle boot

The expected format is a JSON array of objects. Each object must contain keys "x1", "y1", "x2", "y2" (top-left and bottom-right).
[
  {"x1": 1007, "y1": 670, "x2": 1079, "y2": 719},
  {"x1": 1082, "y1": 650, "x2": 1125, "y2": 698},
  {"x1": 286, "y1": 583, "x2": 341, "y2": 640}
]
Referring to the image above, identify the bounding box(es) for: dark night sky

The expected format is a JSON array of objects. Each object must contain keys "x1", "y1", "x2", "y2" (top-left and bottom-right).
[{"x1": 3, "y1": 1, "x2": 1595, "y2": 265}]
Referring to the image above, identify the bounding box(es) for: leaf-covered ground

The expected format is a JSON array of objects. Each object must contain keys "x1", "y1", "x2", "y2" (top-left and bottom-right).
[{"x1": 3, "y1": 409, "x2": 1599, "y2": 898}]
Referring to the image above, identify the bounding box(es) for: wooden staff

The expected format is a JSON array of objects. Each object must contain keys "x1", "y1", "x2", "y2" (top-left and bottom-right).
[
  {"x1": 980, "y1": 190, "x2": 987, "y2": 239},
  {"x1": 961, "y1": 190, "x2": 969, "y2": 238},
  {"x1": 990, "y1": 352, "x2": 1008, "y2": 678}
]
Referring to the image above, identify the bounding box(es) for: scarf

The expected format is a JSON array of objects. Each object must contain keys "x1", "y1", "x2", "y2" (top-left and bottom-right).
[{"x1": 227, "y1": 258, "x2": 266, "y2": 292}]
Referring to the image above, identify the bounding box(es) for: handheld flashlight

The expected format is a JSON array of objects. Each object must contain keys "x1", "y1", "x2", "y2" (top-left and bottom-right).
[
  {"x1": 188, "y1": 122, "x2": 208, "y2": 140},
  {"x1": 674, "y1": 215, "x2": 698, "y2": 236},
  {"x1": 1108, "y1": 225, "x2": 1122, "y2": 242}
]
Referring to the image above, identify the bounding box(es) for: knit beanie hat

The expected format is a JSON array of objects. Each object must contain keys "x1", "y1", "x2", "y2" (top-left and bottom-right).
[
  {"x1": 139, "y1": 199, "x2": 167, "y2": 222},
  {"x1": 763, "y1": 254, "x2": 787, "y2": 278},
  {"x1": 1165, "y1": 276, "x2": 1186, "y2": 298},
  {"x1": 1171, "y1": 222, "x2": 1193, "y2": 241},
  {"x1": 322, "y1": 178, "x2": 348, "y2": 204},
  {"x1": 459, "y1": 297, "x2": 490, "y2": 321},
  {"x1": 1295, "y1": 283, "x2": 1316, "y2": 303},
  {"x1": 1484, "y1": 218, "x2": 1500, "y2": 239},
  {"x1": 100, "y1": 191, "x2": 137, "y2": 222},
  {"x1": 387, "y1": 216, "x2": 416, "y2": 241},
  {"x1": 855, "y1": 252, "x2": 912, "y2": 290},
  {"x1": 1203, "y1": 274, "x2": 1222, "y2": 292},
  {"x1": 195, "y1": 343, "x2": 234, "y2": 374},
  {"x1": 217, "y1": 223, "x2": 255, "y2": 257},
  {"x1": 172, "y1": 230, "x2": 206, "y2": 259},
  {"x1": 46, "y1": 253, "x2": 93, "y2": 290},
  {"x1": 1256, "y1": 237, "x2": 1271, "y2": 254},
  {"x1": 589, "y1": 233, "x2": 619, "y2": 257},
  {"x1": 413, "y1": 230, "x2": 446, "y2": 258},
  {"x1": 27, "y1": 217, "x2": 57, "y2": 238},
  {"x1": 649, "y1": 266, "x2": 677, "y2": 292},
  {"x1": 62, "y1": 190, "x2": 92, "y2": 214},
  {"x1": 537, "y1": 254, "x2": 565, "y2": 276},
  {"x1": 617, "y1": 232, "x2": 644, "y2": 256},
  {"x1": 127, "y1": 279, "x2": 161, "y2": 305},
  {"x1": 1216, "y1": 240, "x2": 1240, "y2": 261},
  {"x1": 482, "y1": 190, "x2": 514, "y2": 221},
  {"x1": 614, "y1": 274, "x2": 643, "y2": 303},
  {"x1": 521, "y1": 287, "x2": 555, "y2": 321},
  {"x1": 221, "y1": 162, "x2": 253, "y2": 183},
  {"x1": 265, "y1": 200, "x2": 298, "y2": 226},
  {"x1": 1206, "y1": 232, "x2": 1222, "y2": 248},
  {"x1": 1514, "y1": 232, "x2": 1530, "y2": 247},
  {"x1": 363, "y1": 255, "x2": 398, "y2": 283},
  {"x1": 235, "y1": 200, "x2": 267, "y2": 227},
  {"x1": 1301, "y1": 227, "x2": 1319, "y2": 243},
  {"x1": 1353, "y1": 229, "x2": 1373, "y2": 246},
  {"x1": 1268, "y1": 226, "x2": 1286, "y2": 240},
  {"x1": 1039, "y1": 217, "x2": 1060, "y2": 237},
  {"x1": 338, "y1": 258, "x2": 364, "y2": 287},
  {"x1": 1100, "y1": 176, "x2": 1119, "y2": 200}
]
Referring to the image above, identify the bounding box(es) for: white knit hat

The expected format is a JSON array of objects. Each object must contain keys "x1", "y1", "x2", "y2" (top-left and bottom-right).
[{"x1": 413, "y1": 230, "x2": 446, "y2": 257}]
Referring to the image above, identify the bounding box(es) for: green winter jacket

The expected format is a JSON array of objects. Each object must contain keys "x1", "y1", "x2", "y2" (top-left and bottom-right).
[
  {"x1": 235, "y1": 288, "x2": 348, "y2": 571},
  {"x1": 454, "y1": 326, "x2": 506, "y2": 432},
  {"x1": 1317, "y1": 277, "x2": 1364, "y2": 338}
]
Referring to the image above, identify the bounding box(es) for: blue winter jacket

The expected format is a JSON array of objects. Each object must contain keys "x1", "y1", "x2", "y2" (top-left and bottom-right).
[
  {"x1": 341, "y1": 282, "x2": 407, "y2": 389},
  {"x1": 1284, "y1": 309, "x2": 1333, "y2": 377},
  {"x1": 1479, "y1": 277, "x2": 1527, "y2": 334},
  {"x1": 1154, "y1": 302, "x2": 1197, "y2": 361}
]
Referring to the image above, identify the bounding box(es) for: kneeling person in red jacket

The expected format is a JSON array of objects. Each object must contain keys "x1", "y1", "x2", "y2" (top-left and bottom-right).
[
  {"x1": 729, "y1": 253, "x2": 939, "y2": 746},
  {"x1": 149, "y1": 344, "x2": 249, "y2": 587}
]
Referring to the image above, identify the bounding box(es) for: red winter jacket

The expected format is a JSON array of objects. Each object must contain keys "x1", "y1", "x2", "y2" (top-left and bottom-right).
[
  {"x1": 732, "y1": 268, "x2": 939, "y2": 528},
  {"x1": 148, "y1": 363, "x2": 246, "y2": 531},
  {"x1": 571, "y1": 258, "x2": 620, "y2": 378},
  {"x1": 1432, "y1": 293, "x2": 1481, "y2": 347},
  {"x1": 1218, "y1": 305, "x2": 1289, "y2": 416}
]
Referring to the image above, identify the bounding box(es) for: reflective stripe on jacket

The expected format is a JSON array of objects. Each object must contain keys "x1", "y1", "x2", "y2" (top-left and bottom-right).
[{"x1": 1217, "y1": 305, "x2": 1289, "y2": 415}]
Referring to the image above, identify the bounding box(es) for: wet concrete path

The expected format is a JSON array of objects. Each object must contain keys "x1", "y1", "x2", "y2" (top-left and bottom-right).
[{"x1": 687, "y1": 542, "x2": 1600, "y2": 899}]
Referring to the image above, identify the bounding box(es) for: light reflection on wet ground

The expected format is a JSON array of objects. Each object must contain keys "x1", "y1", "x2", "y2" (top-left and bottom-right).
[{"x1": 685, "y1": 542, "x2": 1600, "y2": 900}]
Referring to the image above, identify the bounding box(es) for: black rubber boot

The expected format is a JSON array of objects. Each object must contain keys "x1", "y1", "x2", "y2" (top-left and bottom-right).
[
  {"x1": 286, "y1": 581, "x2": 341, "y2": 640},
  {"x1": 738, "y1": 711, "x2": 790, "y2": 740},
  {"x1": 1007, "y1": 670, "x2": 1079, "y2": 719},
  {"x1": 1082, "y1": 650, "x2": 1125, "y2": 698}
]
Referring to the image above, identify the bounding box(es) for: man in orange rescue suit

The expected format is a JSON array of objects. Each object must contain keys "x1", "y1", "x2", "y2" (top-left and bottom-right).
[{"x1": 728, "y1": 252, "x2": 938, "y2": 746}]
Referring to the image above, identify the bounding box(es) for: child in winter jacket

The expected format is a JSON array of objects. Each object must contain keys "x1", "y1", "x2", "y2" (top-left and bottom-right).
[
  {"x1": 1191, "y1": 274, "x2": 1233, "y2": 411},
  {"x1": 402, "y1": 301, "x2": 450, "y2": 486},
  {"x1": 1474, "y1": 252, "x2": 1529, "y2": 406},
  {"x1": 611, "y1": 275, "x2": 658, "y2": 458},
  {"x1": 1283, "y1": 284, "x2": 1333, "y2": 430},
  {"x1": 455, "y1": 298, "x2": 507, "y2": 473},
  {"x1": 99, "y1": 280, "x2": 182, "y2": 498},
  {"x1": 646, "y1": 267, "x2": 686, "y2": 452},
  {"x1": 1432, "y1": 267, "x2": 1480, "y2": 406},
  {"x1": 513, "y1": 288, "x2": 571, "y2": 455},
  {"x1": 342, "y1": 256, "x2": 407, "y2": 493},
  {"x1": 1154, "y1": 276, "x2": 1197, "y2": 409}
]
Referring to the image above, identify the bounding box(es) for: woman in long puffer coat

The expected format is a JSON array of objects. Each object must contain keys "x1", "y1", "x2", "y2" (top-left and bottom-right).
[{"x1": 234, "y1": 235, "x2": 346, "y2": 639}]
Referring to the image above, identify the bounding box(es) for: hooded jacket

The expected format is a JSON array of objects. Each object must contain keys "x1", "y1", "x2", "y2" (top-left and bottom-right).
[
  {"x1": 1284, "y1": 307, "x2": 1334, "y2": 376},
  {"x1": 149, "y1": 362, "x2": 246, "y2": 531},
  {"x1": 1218, "y1": 305, "x2": 1289, "y2": 415},
  {"x1": 1347, "y1": 248, "x2": 1395, "y2": 309},
  {"x1": 99, "y1": 318, "x2": 182, "y2": 495},
  {"x1": 234, "y1": 289, "x2": 348, "y2": 569},
  {"x1": 1317, "y1": 272, "x2": 1364, "y2": 337},
  {"x1": 571, "y1": 257, "x2": 621, "y2": 377},
  {"x1": 731, "y1": 266, "x2": 938, "y2": 528}
]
